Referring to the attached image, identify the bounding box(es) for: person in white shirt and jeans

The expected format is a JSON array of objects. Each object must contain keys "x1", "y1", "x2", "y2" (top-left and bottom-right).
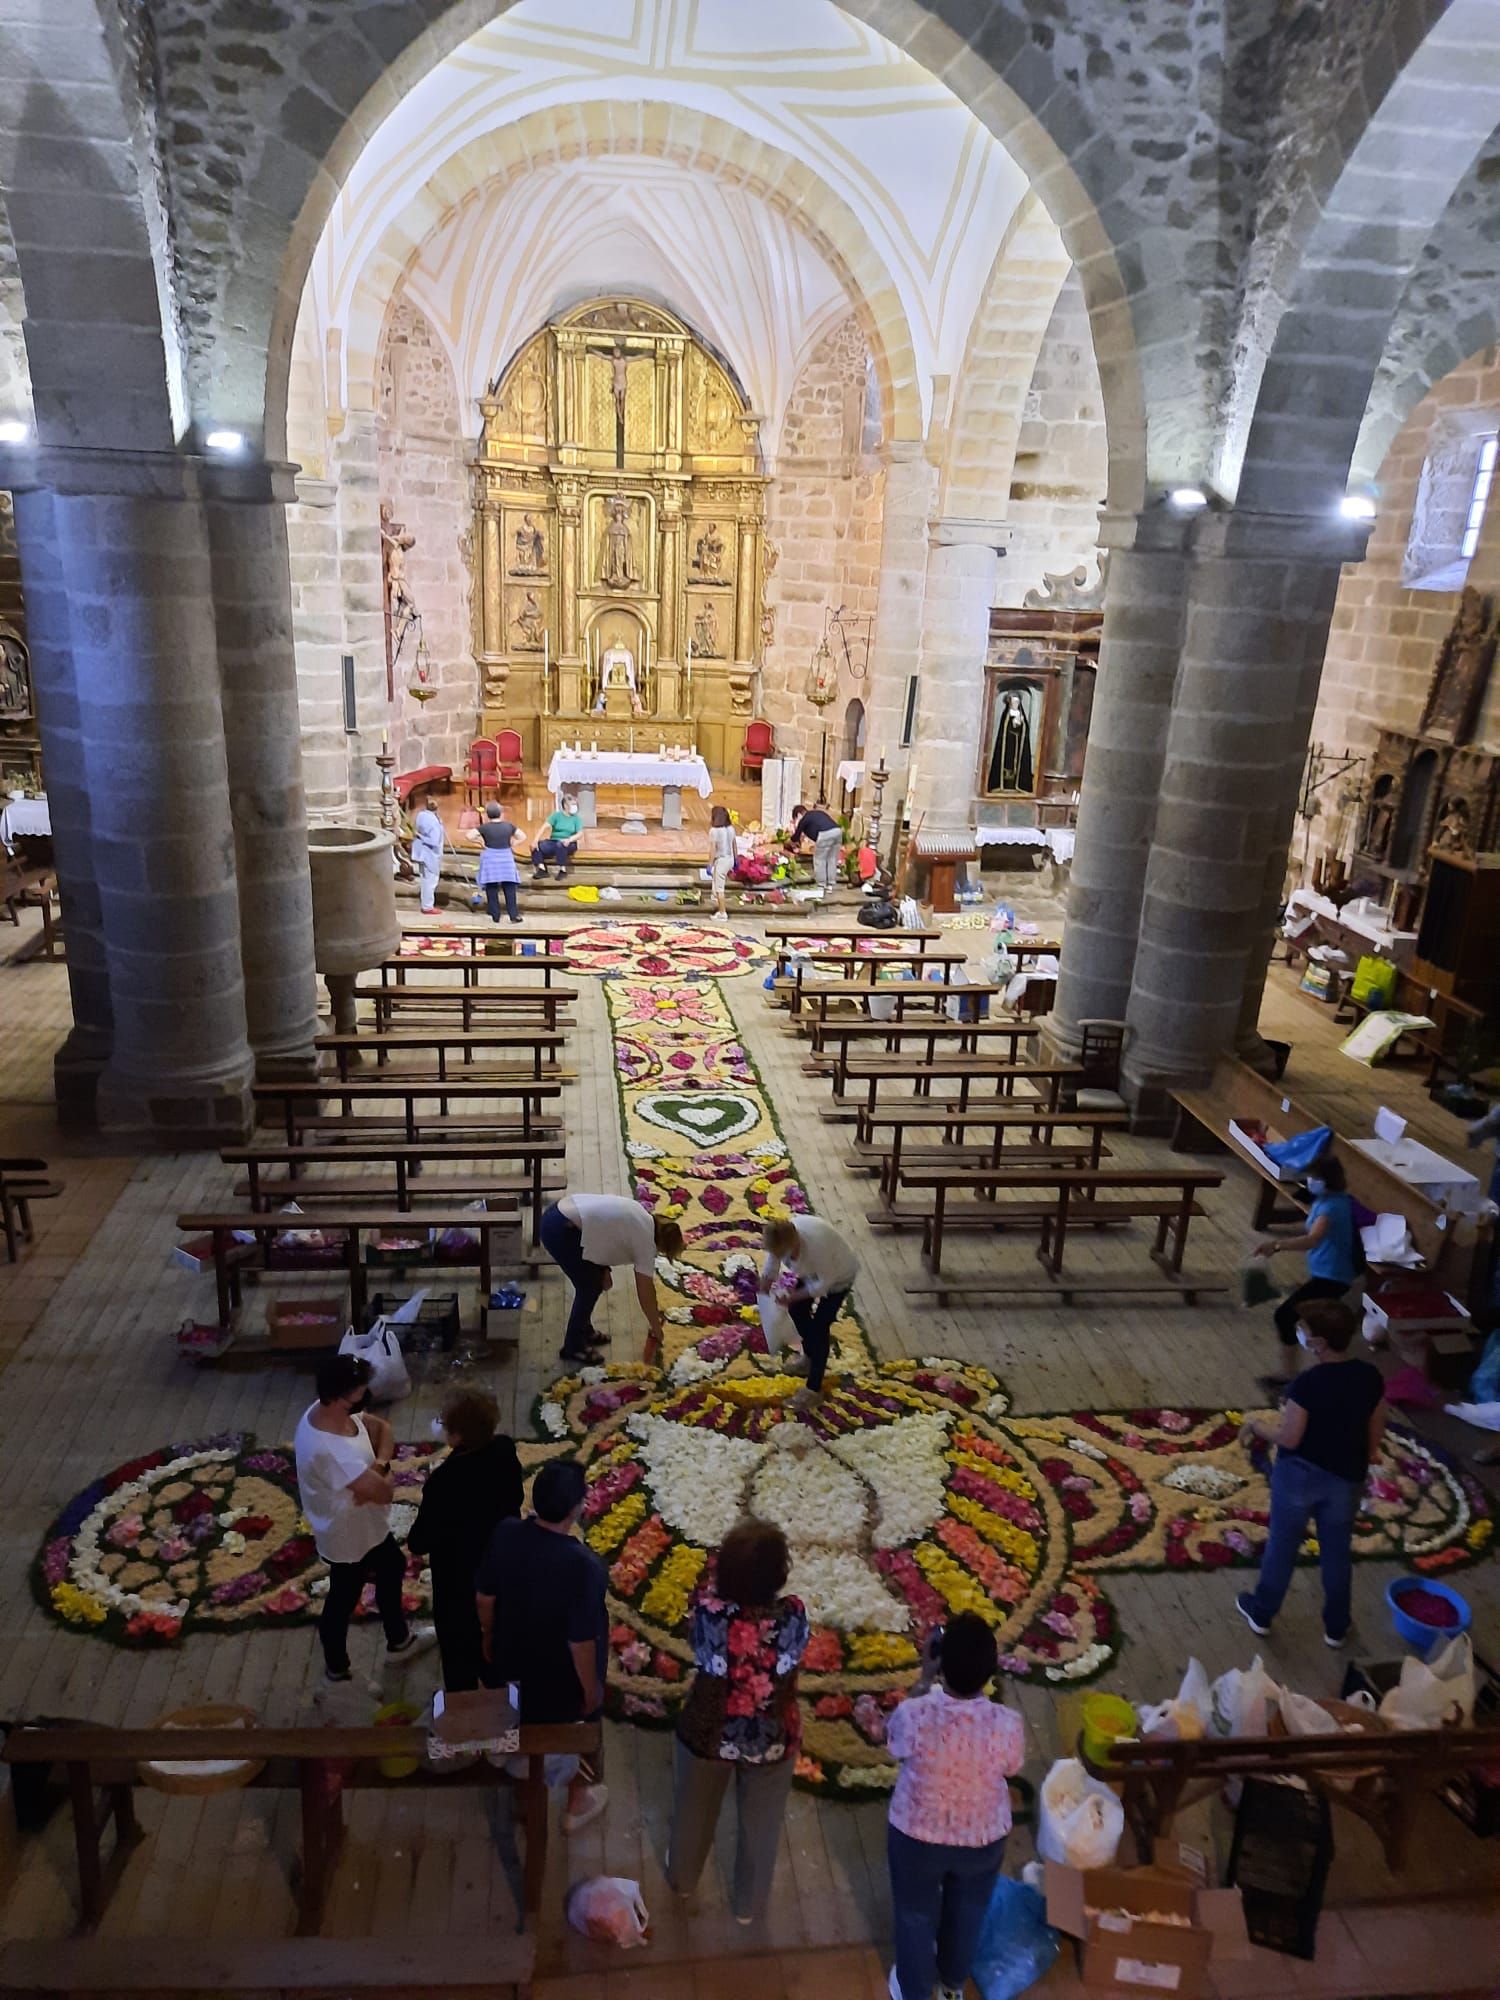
[
  {"x1": 294, "y1": 1352, "x2": 428, "y2": 1683},
  {"x1": 761, "y1": 1214, "x2": 858, "y2": 1410},
  {"x1": 540, "y1": 1192, "x2": 685, "y2": 1365}
]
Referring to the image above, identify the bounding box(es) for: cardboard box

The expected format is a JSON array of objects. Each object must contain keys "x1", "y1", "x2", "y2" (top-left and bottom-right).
[
  {"x1": 1047, "y1": 1860, "x2": 1248, "y2": 1998},
  {"x1": 265, "y1": 1297, "x2": 346, "y2": 1351}
]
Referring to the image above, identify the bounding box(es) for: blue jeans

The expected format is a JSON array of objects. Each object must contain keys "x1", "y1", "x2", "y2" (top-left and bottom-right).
[
  {"x1": 533, "y1": 838, "x2": 577, "y2": 872},
  {"x1": 540, "y1": 1202, "x2": 607, "y2": 1357},
  {"x1": 788, "y1": 1288, "x2": 846, "y2": 1392},
  {"x1": 888, "y1": 1823, "x2": 1006, "y2": 2000},
  {"x1": 1243, "y1": 1453, "x2": 1360, "y2": 1638}
]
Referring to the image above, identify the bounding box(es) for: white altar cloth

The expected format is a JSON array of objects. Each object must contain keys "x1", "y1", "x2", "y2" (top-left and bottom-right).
[
  {"x1": 0, "y1": 796, "x2": 49, "y2": 845},
  {"x1": 546, "y1": 752, "x2": 713, "y2": 799},
  {"x1": 835, "y1": 760, "x2": 865, "y2": 791},
  {"x1": 974, "y1": 825, "x2": 1075, "y2": 864}
]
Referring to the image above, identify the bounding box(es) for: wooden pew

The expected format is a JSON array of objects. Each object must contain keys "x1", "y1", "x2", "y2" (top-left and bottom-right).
[
  {"x1": 884, "y1": 1161, "x2": 1223, "y2": 1286},
  {"x1": 1170, "y1": 1053, "x2": 1462, "y2": 1274},
  {"x1": 848, "y1": 1105, "x2": 1128, "y2": 1206},
  {"x1": 1, "y1": 1155, "x2": 63, "y2": 1262},
  {"x1": 319, "y1": 1024, "x2": 568, "y2": 1081},
  {"x1": 398, "y1": 918, "x2": 574, "y2": 969},
  {"x1": 223, "y1": 1136, "x2": 566, "y2": 1232},
  {"x1": 376, "y1": 948, "x2": 573, "y2": 991},
  {"x1": 828, "y1": 1053, "x2": 1083, "y2": 1123},
  {"x1": 799, "y1": 979, "x2": 1008, "y2": 1041},
  {"x1": 2, "y1": 1717, "x2": 596, "y2": 1934},
  {"x1": 176, "y1": 1206, "x2": 529, "y2": 1329},
  {"x1": 254, "y1": 1077, "x2": 562, "y2": 1146},
  {"x1": 763, "y1": 919, "x2": 941, "y2": 971},
  {"x1": 784, "y1": 944, "x2": 973, "y2": 1018},
  {"x1": 812, "y1": 1017, "x2": 1038, "y2": 1095},
  {"x1": 358, "y1": 980, "x2": 580, "y2": 1032}
]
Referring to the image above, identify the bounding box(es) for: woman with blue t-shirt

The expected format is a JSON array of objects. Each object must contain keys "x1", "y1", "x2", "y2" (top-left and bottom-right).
[{"x1": 1252, "y1": 1150, "x2": 1361, "y2": 1391}]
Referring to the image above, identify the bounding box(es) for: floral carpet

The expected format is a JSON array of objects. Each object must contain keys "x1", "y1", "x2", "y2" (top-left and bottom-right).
[{"x1": 33, "y1": 923, "x2": 1497, "y2": 1798}]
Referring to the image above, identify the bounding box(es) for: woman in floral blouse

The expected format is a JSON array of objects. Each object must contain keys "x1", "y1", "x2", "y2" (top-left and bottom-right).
[{"x1": 665, "y1": 1517, "x2": 809, "y2": 1922}]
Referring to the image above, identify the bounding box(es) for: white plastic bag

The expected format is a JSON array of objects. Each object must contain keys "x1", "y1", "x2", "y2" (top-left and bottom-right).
[
  {"x1": 1279, "y1": 1690, "x2": 1339, "y2": 1736},
  {"x1": 757, "y1": 1289, "x2": 792, "y2": 1356},
  {"x1": 1139, "y1": 1657, "x2": 1213, "y2": 1741},
  {"x1": 1212, "y1": 1656, "x2": 1279, "y2": 1738},
  {"x1": 1379, "y1": 1633, "x2": 1475, "y2": 1730},
  {"x1": 1036, "y1": 1758, "x2": 1124, "y2": 1869},
  {"x1": 339, "y1": 1320, "x2": 411, "y2": 1402},
  {"x1": 565, "y1": 1875, "x2": 650, "y2": 1949}
]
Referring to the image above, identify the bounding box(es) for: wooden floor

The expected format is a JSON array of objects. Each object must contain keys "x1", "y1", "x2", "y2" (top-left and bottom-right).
[{"x1": 0, "y1": 887, "x2": 1497, "y2": 1993}]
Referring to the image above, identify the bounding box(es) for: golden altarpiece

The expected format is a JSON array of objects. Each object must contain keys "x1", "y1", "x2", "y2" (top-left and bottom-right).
[{"x1": 472, "y1": 299, "x2": 767, "y2": 772}]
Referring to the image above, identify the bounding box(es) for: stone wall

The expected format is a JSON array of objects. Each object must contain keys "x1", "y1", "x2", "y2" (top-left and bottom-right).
[
  {"x1": 760, "y1": 316, "x2": 884, "y2": 791},
  {"x1": 999, "y1": 270, "x2": 1107, "y2": 606},
  {"x1": 1314, "y1": 346, "x2": 1500, "y2": 773},
  {"x1": 376, "y1": 299, "x2": 477, "y2": 779}
]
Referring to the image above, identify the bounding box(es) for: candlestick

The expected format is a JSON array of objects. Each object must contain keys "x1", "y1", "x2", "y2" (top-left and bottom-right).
[{"x1": 381, "y1": 726, "x2": 389, "y2": 751}]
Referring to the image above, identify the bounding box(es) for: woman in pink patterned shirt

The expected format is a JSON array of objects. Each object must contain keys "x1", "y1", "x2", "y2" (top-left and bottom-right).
[{"x1": 885, "y1": 1614, "x2": 1025, "y2": 2000}]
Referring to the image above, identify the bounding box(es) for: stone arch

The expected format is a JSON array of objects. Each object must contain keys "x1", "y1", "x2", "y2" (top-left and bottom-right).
[
  {"x1": 1237, "y1": 0, "x2": 1500, "y2": 514},
  {"x1": 223, "y1": 2, "x2": 1146, "y2": 507},
  {"x1": 323, "y1": 101, "x2": 926, "y2": 455},
  {"x1": 940, "y1": 193, "x2": 1074, "y2": 522}
]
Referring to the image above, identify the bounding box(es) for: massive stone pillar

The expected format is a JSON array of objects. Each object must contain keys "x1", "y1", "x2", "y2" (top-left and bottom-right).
[
  {"x1": 12, "y1": 459, "x2": 254, "y2": 1143},
  {"x1": 864, "y1": 444, "x2": 935, "y2": 810},
  {"x1": 9, "y1": 487, "x2": 114, "y2": 1123},
  {"x1": 285, "y1": 476, "x2": 349, "y2": 821},
  {"x1": 1052, "y1": 509, "x2": 1192, "y2": 1048},
  {"x1": 333, "y1": 413, "x2": 385, "y2": 811},
  {"x1": 204, "y1": 460, "x2": 320, "y2": 1078},
  {"x1": 1123, "y1": 510, "x2": 1365, "y2": 1095},
  {"x1": 907, "y1": 518, "x2": 1004, "y2": 830}
]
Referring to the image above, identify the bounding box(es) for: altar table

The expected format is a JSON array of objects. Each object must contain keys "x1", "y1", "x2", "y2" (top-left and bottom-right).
[
  {"x1": 545, "y1": 751, "x2": 714, "y2": 830},
  {"x1": 0, "y1": 796, "x2": 49, "y2": 847}
]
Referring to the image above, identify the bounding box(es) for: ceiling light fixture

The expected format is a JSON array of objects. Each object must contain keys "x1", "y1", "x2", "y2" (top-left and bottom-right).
[
  {"x1": 1339, "y1": 494, "x2": 1377, "y2": 521},
  {"x1": 205, "y1": 428, "x2": 246, "y2": 455},
  {"x1": 1168, "y1": 486, "x2": 1208, "y2": 511}
]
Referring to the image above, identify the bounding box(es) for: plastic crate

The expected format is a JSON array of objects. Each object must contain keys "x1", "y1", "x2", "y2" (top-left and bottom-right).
[
  {"x1": 364, "y1": 1291, "x2": 461, "y2": 1354},
  {"x1": 1227, "y1": 1776, "x2": 1333, "y2": 1960}
]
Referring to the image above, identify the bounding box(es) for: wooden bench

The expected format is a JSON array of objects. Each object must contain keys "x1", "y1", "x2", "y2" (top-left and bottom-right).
[
  {"x1": 1, "y1": 859, "x2": 62, "y2": 962},
  {"x1": 885, "y1": 1162, "x2": 1223, "y2": 1279},
  {"x1": 812, "y1": 1017, "x2": 1038, "y2": 1095},
  {"x1": 223, "y1": 1137, "x2": 566, "y2": 1234},
  {"x1": 1082, "y1": 1721, "x2": 1500, "y2": 1874},
  {"x1": 849, "y1": 1105, "x2": 1128, "y2": 1206},
  {"x1": 1, "y1": 1155, "x2": 63, "y2": 1261},
  {"x1": 354, "y1": 991, "x2": 574, "y2": 1048},
  {"x1": 400, "y1": 919, "x2": 575, "y2": 957},
  {"x1": 764, "y1": 919, "x2": 941, "y2": 970},
  {"x1": 177, "y1": 1205, "x2": 529, "y2": 1328},
  {"x1": 798, "y1": 979, "x2": 1009, "y2": 1038},
  {"x1": 829, "y1": 1053, "x2": 1083, "y2": 1123},
  {"x1": 0, "y1": 1938, "x2": 535, "y2": 1997},
  {"x1": 1, "y1": 1717, "x2": 595, "y2": 1939},
  {"x1": 375, "y1": 951, "x2": 574, "y2": 993},
  {"x1": 320, "y1": 1024, "x2": 568, "y2": 1081},
  {"x1": 783, "y1": 945, "x2": 973, "y2": 1017},
  {"x1": 392, "y1": 763, "x2": 453, "y2": 803},
  {"x1": 1170, "y1": 1054, "x2": 1465, "y2": 1280},
  {"x1": 254, "y1": 1078, "x2": 562, "y2": 1146}
]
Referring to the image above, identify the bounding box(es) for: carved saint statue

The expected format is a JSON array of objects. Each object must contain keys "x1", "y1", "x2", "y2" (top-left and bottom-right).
[
  {"x1": 1360, "y1": 789, "x2": 1394, "y2": 863},
  {"x1": 693, "y1": 520, "x2": 726, "y2": 582},
  {"x1": 512, "y1": 589, "x2": 546, "y2": 651},
  {"x1": 0, "y1": 627, "x2": 30, "y2": 722},
  {"x1": 1422, "y1": 582, "x2": 1498, "y2": 744},
  {"x1": 692, "y1": 600, "x2": 722, "y2": 657},
  {"x1": 594, "y1": 642, "x2": 643, "y2": 715},
  {"x1": 599, "y1": 493, "x2": 639, "y2": 590},
  {"x1": 987, "y1": 689, "x2": 1035, "y2": 794},
  {"x1": 1435, "y1": 794, "x2": 1473, "y2": 853},
  {"x1": 512, "y1": 512, "x2": 546, "y2": 575},
  {"x1": 379, "y1": 502, "x2": 418, "y2": 659}
]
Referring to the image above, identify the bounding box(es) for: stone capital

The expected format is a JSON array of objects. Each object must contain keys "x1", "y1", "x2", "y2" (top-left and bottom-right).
[{"x1": 0, "y1": 442, "x2": 299, "y2": 507}]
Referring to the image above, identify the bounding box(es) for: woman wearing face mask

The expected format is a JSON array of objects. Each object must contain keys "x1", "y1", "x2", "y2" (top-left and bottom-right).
[
  {"x1": 1251, "y1": 1150, "x2": 1362, "y2": 1392},
  {"x1": 407, "y1": 1387, "x2": 523, "y2": 1691},
  {"x1": 1236, "y1": 1297, "x2": 1387, "y2": 1646}
]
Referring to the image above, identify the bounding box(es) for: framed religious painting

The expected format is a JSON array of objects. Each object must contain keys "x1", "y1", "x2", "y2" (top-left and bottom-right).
[
  {"x1": 1420, "y1": 584, "x2": 1498, "y2": 746},
  {"x1": 0, "y1": 622, "x2": 31, "y2": 725}
]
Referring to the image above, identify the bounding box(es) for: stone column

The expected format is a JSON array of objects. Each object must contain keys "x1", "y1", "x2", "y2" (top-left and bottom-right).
[
  {"x1": 733, "y1": 515, "x2": 759, "y2": 664},
  {"x1": 1123, "y1": 510, "x2": 1366, "y2": 1095},
  {"x1": 15, "y1": 457, "x2": 254, "y2": 1142},
  {"x1": 480, "y1": 502, "x2": 503, "y2": 660},
  {"x1": 659, "y1": 486, "x2": 682, "y2": 663},
  {"x1": 203, "y1": 458, "x2": 320, "y2": 1079},
  {"x1": 285, "y1": 476, "x2": 349, "y2": 821},
  {"x1": 1052, "y1": 509, "x2": 1193, "y2": 1048},
  {"x1": 9, "y1": 486, "x2": 113, "y2": 1122},
  {"x1": 864, "y1": 444, "x2": 936, "y2": 818},
  {"x1": 333, "y1": 413, "x2": 385, "y2": 812},
  {"x1": 907, "y1": 518, "x2": 1004, "y2": 830}
]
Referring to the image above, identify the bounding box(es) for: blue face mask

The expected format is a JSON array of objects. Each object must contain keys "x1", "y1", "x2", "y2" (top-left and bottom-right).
[{"x1": 1306, "y1": 1176, "x2": 1326, "y2": 1196}]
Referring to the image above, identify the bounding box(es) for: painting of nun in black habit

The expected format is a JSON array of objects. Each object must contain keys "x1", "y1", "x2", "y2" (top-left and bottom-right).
[{"x1": 986, "y1": 681, "x2": 1039, "y2": 794}]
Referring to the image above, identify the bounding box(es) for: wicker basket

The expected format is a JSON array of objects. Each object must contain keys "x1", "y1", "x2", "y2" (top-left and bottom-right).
[{"x1": 137, "y1": 1703, "x2": 265, "y2": 1796}]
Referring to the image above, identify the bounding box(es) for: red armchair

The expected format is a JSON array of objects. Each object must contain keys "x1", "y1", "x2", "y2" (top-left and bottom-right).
[
  {"x1": 741, "y1": 719, "x2": 775, "y2": 781},
  {"x1": 495, "y1": 729, "x2": 525, "y2": 789},
  {"x1": 465, "y1": 737, "x2": 498, "y2": 807}
]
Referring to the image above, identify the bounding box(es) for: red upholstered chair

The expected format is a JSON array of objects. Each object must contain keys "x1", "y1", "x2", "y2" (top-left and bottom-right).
[
  {"x1": 741, "y1": 719, "x2": 775, "y2": 781},
  {"x1": 465, "y1": 737, "x2": 498, "y2": 807},
  {"x1": 495, "y1": 729, "x2": 525, "y2": 789}
]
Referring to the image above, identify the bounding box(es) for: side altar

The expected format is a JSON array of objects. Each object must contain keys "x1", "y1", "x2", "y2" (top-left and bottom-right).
[{"x1": 471, "y1": 298, "x2": 768, "y2": 777}]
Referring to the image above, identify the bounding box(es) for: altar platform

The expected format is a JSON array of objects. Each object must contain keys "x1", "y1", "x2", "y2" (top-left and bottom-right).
[{"x1": 426, "y1": 769, "x2": 762, "y2": 866}]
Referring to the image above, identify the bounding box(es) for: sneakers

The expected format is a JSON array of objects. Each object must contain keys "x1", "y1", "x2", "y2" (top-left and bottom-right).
[
  {"x1": 938, "y1": 1988, "x2": 964, "y2": 2000},
  {"x1": 532, "y1": 866, "x2": 549, "y2": 880},
  {"x1": 386, "y1": 1626, "x2": 437, "y2": 1662},
  {"x1": 790, "y1": 1385, "x2": 825, "y2": 1414},
  {"x1": 1235, "y1": 1592, "x2": 1271, "y2": 1638},
  {"x1": 781, "y1": 1352, "x2": 810, "y2": 1377},
  {"x1": 561, "y1": 1345, "x2": 606, "y2": 1366},
  {"x1": 888, "y1": 1971, "x2": 903, "y2": 2000},
  {"x1": 562, "y1": 1782, "x2": 609, "y2": 1834},
  {"x1": 1324, "y1": 1627, "x2": 1350, "y2": 1649},
  {"x1": 324, "y1": 1664, "x2": 353, "y2": 1684}
]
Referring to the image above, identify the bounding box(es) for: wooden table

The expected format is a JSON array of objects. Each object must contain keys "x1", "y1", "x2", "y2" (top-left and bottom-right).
[{"x1": 254, "y1": 1077, "x2": 562, "y2": 1145}]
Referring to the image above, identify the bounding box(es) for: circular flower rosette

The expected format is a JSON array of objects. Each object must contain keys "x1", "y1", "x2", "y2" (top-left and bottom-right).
[
  {"x1": 35, "y1": 1433, "x2": 439, "y2": 1643},
  {"x1": 538, "y1": 1356, "x2": 1115, "y2": 1796},
  {"x1": 563, "y1": 921, "x2": 762, "y2": 980}
]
